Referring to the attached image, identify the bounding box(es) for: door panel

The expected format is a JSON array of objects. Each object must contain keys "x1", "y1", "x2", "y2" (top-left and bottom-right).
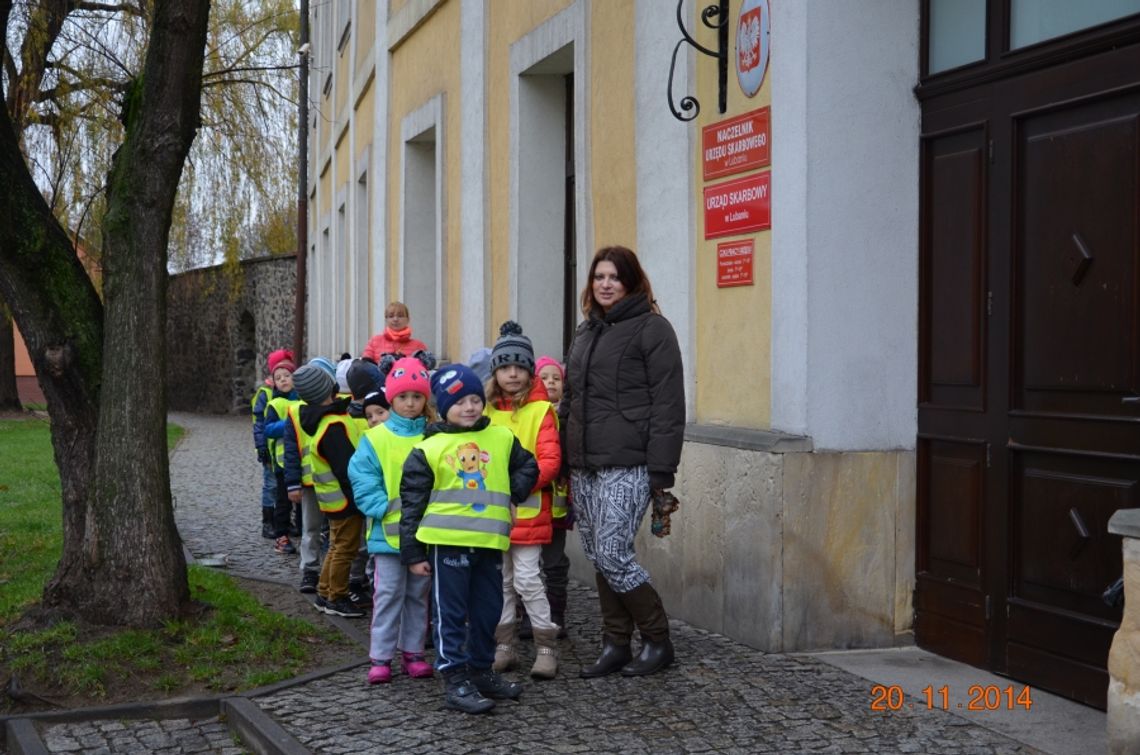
[{"x1": 918, "y1": 38, "x2": 1139, "y2": 710}]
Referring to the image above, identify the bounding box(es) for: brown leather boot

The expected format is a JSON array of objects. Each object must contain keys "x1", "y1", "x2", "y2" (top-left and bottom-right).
[{"x1": 618, "y1": 582, "x2": 674, "y2": 676}]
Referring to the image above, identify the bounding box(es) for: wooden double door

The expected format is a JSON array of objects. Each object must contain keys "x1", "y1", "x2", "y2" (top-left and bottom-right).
[{"x1": 916, "y1": 42, "x2": 1140, "y2": 708}]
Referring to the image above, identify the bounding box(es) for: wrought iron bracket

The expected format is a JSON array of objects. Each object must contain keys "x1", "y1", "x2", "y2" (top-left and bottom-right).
[{"x1": 667, "y1": 0, "x2": 728, "y2": 122}]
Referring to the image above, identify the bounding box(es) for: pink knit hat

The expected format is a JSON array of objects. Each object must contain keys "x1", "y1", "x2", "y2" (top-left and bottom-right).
[
  {"x1": 535, "y1": 356, "x2": 564, "y2": 379},
  {"x1": 385, "y1": 357, "x2": 431, "y2": 399}
]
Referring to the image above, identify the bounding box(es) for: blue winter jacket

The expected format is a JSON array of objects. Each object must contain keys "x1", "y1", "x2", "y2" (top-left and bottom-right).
[{"x1": 348, "y1": 413, "x2": 427, "y2": 555}]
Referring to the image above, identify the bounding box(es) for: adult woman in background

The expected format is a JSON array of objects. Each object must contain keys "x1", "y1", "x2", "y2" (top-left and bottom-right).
[{"x1": 559, "y1": 245, "x2": 685, "y2": 677}]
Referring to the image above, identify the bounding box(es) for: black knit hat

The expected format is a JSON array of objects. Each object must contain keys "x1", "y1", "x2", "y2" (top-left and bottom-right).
[
  {"x1": 346, "y1": 359, "x2": 384, "y2": 401},
  {"x1": 490, "y1": 321, "x2": 535, "y2": 374}
]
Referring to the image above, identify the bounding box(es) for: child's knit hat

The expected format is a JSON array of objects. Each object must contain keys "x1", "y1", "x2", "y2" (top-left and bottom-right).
[
  {"x1": 534, "y1": 356, "x2": 565, "y2": 380},
  {"x1": 267, "y1": 348, "x2": 295, "y2": 375},
  {"x1": 431, "y1": 364, "x2": 485, "y2": 420},
  {"x1": 310, "y1": 356, "x2": 337, "y2": 378},
  {"x1": 293, "y1": 363, "x2": 336, "y2": 404},
  {"x1": 385, "y1": 357, "x2": 431, "y2": 399},
  {"x1": 335, "y1": 357, "x2": 352, "y2": 393},
  {"x1": 346, "y1": 359, "x2": 384, "y2": 401},
  {"x1": 490, "y1": 321, "x2": 535, "y2": 374}
]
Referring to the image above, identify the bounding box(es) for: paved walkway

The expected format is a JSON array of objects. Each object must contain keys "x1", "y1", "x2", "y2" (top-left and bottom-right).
[{"x1": 32, "y1": 414, "x2": 1049, "y2": 753}]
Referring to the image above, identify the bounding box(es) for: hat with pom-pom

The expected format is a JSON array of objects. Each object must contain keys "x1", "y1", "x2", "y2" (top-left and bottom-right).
[
  {"x1": 385, "y1": 357, "x2": 431, "y2": 400},
  {"x1": 534, "y1": 356, "x2": 564, "y2": 380},
  {"x1": 267, "y1": 348, "x2": 295, "y2": 375},
  {"x1": 293, "y1": 363, "x2": 336, "y2": 404},
  {"x1": 431, "y1": 363, "x2": 485, "y2": 420},
  {"x1": 490, "y1": 321, "x2": 535, "y2": 374}
]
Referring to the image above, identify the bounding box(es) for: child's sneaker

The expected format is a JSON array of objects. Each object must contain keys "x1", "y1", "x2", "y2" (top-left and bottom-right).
[
  {"x1": 274, "y1": 536, "x2": 295, "y2": 555},
  {"x1": 313, "y1": 595, "x2": 329, "y2": 613},
  {"x1": 324, "y1": 597, "x2": 364, "y2": 618},
  {"x1": 442, "y1": 668, "x2": 494, "y2": 714},
  {"x1": 299, "y1": 570, "x2": 319, "y2": 594},
  {"x1": 468, "y1": 667, "x2": 523, "y2": 700},
  {"x1": 367, "y1": 661, "x2": 392, "y2": 685},
  {"x1": 402, "y1": 652, "x2": 433, "y2": 678}
]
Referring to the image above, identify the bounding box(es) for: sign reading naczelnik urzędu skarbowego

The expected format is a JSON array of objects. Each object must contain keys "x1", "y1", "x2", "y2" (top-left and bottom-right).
[{"x1": 702, "y1": 107, "x2": 770, "y2": 181}]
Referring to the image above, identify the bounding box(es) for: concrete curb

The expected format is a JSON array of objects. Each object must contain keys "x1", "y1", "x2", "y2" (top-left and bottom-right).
[
  {"x1": 221, "y1": 697, "x2": 309, "y2": 755},
  {"x1": 4, "y1": 718, "x2": 49, "y2": 755}
]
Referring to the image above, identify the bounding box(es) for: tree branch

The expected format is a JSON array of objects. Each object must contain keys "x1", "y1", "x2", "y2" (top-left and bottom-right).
[{"x1": 75, "y1": 1, "x2": 143, "y2": 15}]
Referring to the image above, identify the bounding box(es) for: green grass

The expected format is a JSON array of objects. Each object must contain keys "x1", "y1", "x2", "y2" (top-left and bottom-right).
[
  {"x1": 3, "y1": 566, "x2": 325, "y2": 699},
  {"x1": 0, "y1": 417, "x2": 332, "y2": 702},
  {"x1": 0, "y1": 418, "x2": 184, "y2": 624}
]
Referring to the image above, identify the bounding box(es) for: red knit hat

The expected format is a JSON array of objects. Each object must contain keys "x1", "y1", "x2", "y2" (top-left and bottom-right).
[{"x1": 267, "y1": 348, "x2": 296, "y2": 375}]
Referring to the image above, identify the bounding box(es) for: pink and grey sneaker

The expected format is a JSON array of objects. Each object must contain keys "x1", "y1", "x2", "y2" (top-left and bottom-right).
[
  {"x1": 367, "y1": 661, "x2": 392, "y2": 685},
  {"x1": 402, "y1": 652, "x2": 433, "y2": 678}
]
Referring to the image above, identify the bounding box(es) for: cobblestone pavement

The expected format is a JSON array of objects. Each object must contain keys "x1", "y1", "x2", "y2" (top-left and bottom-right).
[
  {"x1": 39, "y1": 718, "x2": 246, "y2": 754},
  {"x1": 28, "y1": 414, "x2": 1044, "y2": 753}
]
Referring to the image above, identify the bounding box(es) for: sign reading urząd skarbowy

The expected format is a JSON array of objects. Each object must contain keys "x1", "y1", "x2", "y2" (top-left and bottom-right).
[{"x1": 703, "y1": 171, "x2": 770, "y2": 239}]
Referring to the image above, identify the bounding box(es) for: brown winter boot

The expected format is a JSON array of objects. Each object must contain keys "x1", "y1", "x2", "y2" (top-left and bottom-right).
[
  {"x1": 530, "y1": 627, "x2": 559, "y2": 679},
  {"x1": 492, "y1": 622, "x2": 517, "y2": 672},
  {"x1": 618, "y1": 582, "x2": 674, "y2": 676}
]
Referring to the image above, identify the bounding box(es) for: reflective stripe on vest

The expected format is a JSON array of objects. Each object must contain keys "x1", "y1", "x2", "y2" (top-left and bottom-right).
[
  {"x1": 551, "y1": 480, "x2": 569, "y2": 519},
  {"x1": 273, "y1": 399, "x2": 302, "y2": 468},
  {"x1": 413, "y1": 425, "x2": 516, "y2": 551},
  {"x1": 365, "y1": 423, "x2": 422, "y2": 549},
  {"x1": 310, "y1": 414, "x2": 364, "y2": 513},
  {"x1": 287, "y1": 402, "x2": 313, "y2": 486},
  {"x1": 265, "y1": 395, "x2": 294, "y2": 466},
  {"x1": 484, "y1": 399, "x2": 551, "y2": 520}
]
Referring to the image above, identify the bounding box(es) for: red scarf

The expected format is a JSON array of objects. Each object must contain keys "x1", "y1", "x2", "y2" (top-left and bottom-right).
[{"x1": 385, "y1": 326, "x2": 412, "y2": 343}]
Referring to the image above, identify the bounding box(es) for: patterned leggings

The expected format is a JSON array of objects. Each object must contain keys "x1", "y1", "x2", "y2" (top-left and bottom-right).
[{"x1": 570, "y1": 465, "x2": 651, "y2": 593}]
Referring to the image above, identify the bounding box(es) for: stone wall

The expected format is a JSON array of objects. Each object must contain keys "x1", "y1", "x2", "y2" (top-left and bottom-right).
[{"x1": 167, "y1": 255, "x2": 296, "y2": 414}]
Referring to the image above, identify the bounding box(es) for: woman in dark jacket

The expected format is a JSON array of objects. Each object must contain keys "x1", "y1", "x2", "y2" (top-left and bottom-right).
[{"x1": 559, "y1": 245, "x2": 685, "y2": 677}]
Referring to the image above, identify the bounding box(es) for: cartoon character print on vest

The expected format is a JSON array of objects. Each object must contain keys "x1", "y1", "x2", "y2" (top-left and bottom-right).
[{"x1": 447, "y1": 442, "x2": 490, "y2": 504}]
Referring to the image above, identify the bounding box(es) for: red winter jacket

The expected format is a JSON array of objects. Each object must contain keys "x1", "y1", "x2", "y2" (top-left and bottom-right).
[
  {"x1": 491, "y1": 380, "x2": 561, "y2": 545},
  {"x1": 361, "y1": 328, "x2": 430, "y2": 362}
]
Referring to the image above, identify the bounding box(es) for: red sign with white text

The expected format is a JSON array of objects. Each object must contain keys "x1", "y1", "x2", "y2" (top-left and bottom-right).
[
  {"x1": 702, "y1": 107, "x2": 770, "y2": 180},
  {"x1": 717, "y1": 240, "x2": 754, "y2": 288},
  {"x1": 703, "y1": 171, "x2": 770, "y2": 239}
]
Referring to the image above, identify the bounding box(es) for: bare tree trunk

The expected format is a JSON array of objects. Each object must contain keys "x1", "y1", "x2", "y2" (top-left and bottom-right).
[
  {"x1": 0, "y1": 309, "x2": 20, "y2": 410},
  {"x1": 0, "y1": 0, "x2": 213, "y2": 627},
  {"x1": 57, "y1": 0, "x2": 211, "y2": 626}
]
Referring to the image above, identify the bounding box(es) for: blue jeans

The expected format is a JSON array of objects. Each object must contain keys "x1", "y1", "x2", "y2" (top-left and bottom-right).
[
  {"x1": 429, "y1": 545, "x2": 503, "y2": 674},
  {"x1": 260, "y1": 462, "x2": 275, "y2": 509}
]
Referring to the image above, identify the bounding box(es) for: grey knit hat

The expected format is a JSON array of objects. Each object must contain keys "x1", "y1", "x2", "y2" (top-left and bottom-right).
[
  {"x1": 293, "y1": 363, "x2": 336, "y2": 404},
  {"x1": 490, "y1": 321, "x2": 535, "y2": 374}
]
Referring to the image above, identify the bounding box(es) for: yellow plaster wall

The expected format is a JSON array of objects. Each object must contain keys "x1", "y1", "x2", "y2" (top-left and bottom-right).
[
  {"x1": 355, "y1": 0, "x2": 375, "y2": 73},
  {"x1": 589, "y1": 1, "x2": 636, "y2": 252},
  {"x1": 386, "y1": 0, "x2": 462, "y2": 358},
  {"x1": 485, "y1": 0, "x2": 574, "y2": 338},
  {"x1": 692, "y1": 1, "x2": 772, "y2": 428}
]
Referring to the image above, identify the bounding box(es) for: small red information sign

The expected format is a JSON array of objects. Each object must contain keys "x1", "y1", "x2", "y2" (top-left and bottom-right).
[
  {"x1": 703, "y1": 171, "x2": 770, "y2": 239},
  {"x1": 716, "y1": 240, "x2": 754, "y2": 288},
  {"x1": 702, "y1": 107, "x2": 770, "y2": 180}
]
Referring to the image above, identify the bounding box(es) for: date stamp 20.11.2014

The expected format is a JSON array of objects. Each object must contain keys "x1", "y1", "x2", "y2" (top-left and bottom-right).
[{"x1": 870, "y1": 684, "x2": 1033, "y2": 713}]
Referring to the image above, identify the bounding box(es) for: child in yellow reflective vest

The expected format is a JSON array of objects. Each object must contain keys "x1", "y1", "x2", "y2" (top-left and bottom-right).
[
  {"x1": 485, "y1": 322, "x2": 562, "y2": 680},
  {"x1": 399, "y1": 363, "x2": 538, "y2": 714},
  {"x1": 348, "y1": 357, "x2": 434, "y2": 685}
]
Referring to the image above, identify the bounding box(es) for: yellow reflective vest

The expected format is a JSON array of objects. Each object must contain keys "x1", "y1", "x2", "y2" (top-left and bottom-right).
[
  {"x1": 250, "y1": 384, "x2": 272, "y2": 423},
  {"x1": 310, "y1": 414, "x2": 364, "y2": 513},
  {"x1": 287, "y1": 401, "x2": 312, "y2": 486},
  {"x1": 485, "y1": 400, "x2": 550, "y2": 521},
  {"x1": 266, "y1": 395, "x2": 299, "y2": 469},
  {"x1": 365, "y1": 423, "x2": 422, "y2": 549},
  {"x1": 413, "y1": 425, "x2": 517, "y2": 551}
]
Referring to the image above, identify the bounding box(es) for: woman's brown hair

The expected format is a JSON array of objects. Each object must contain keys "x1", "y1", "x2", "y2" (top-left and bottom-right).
[{"x1": 579, "y1": 245, "x2": 659, "y2": 316}]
